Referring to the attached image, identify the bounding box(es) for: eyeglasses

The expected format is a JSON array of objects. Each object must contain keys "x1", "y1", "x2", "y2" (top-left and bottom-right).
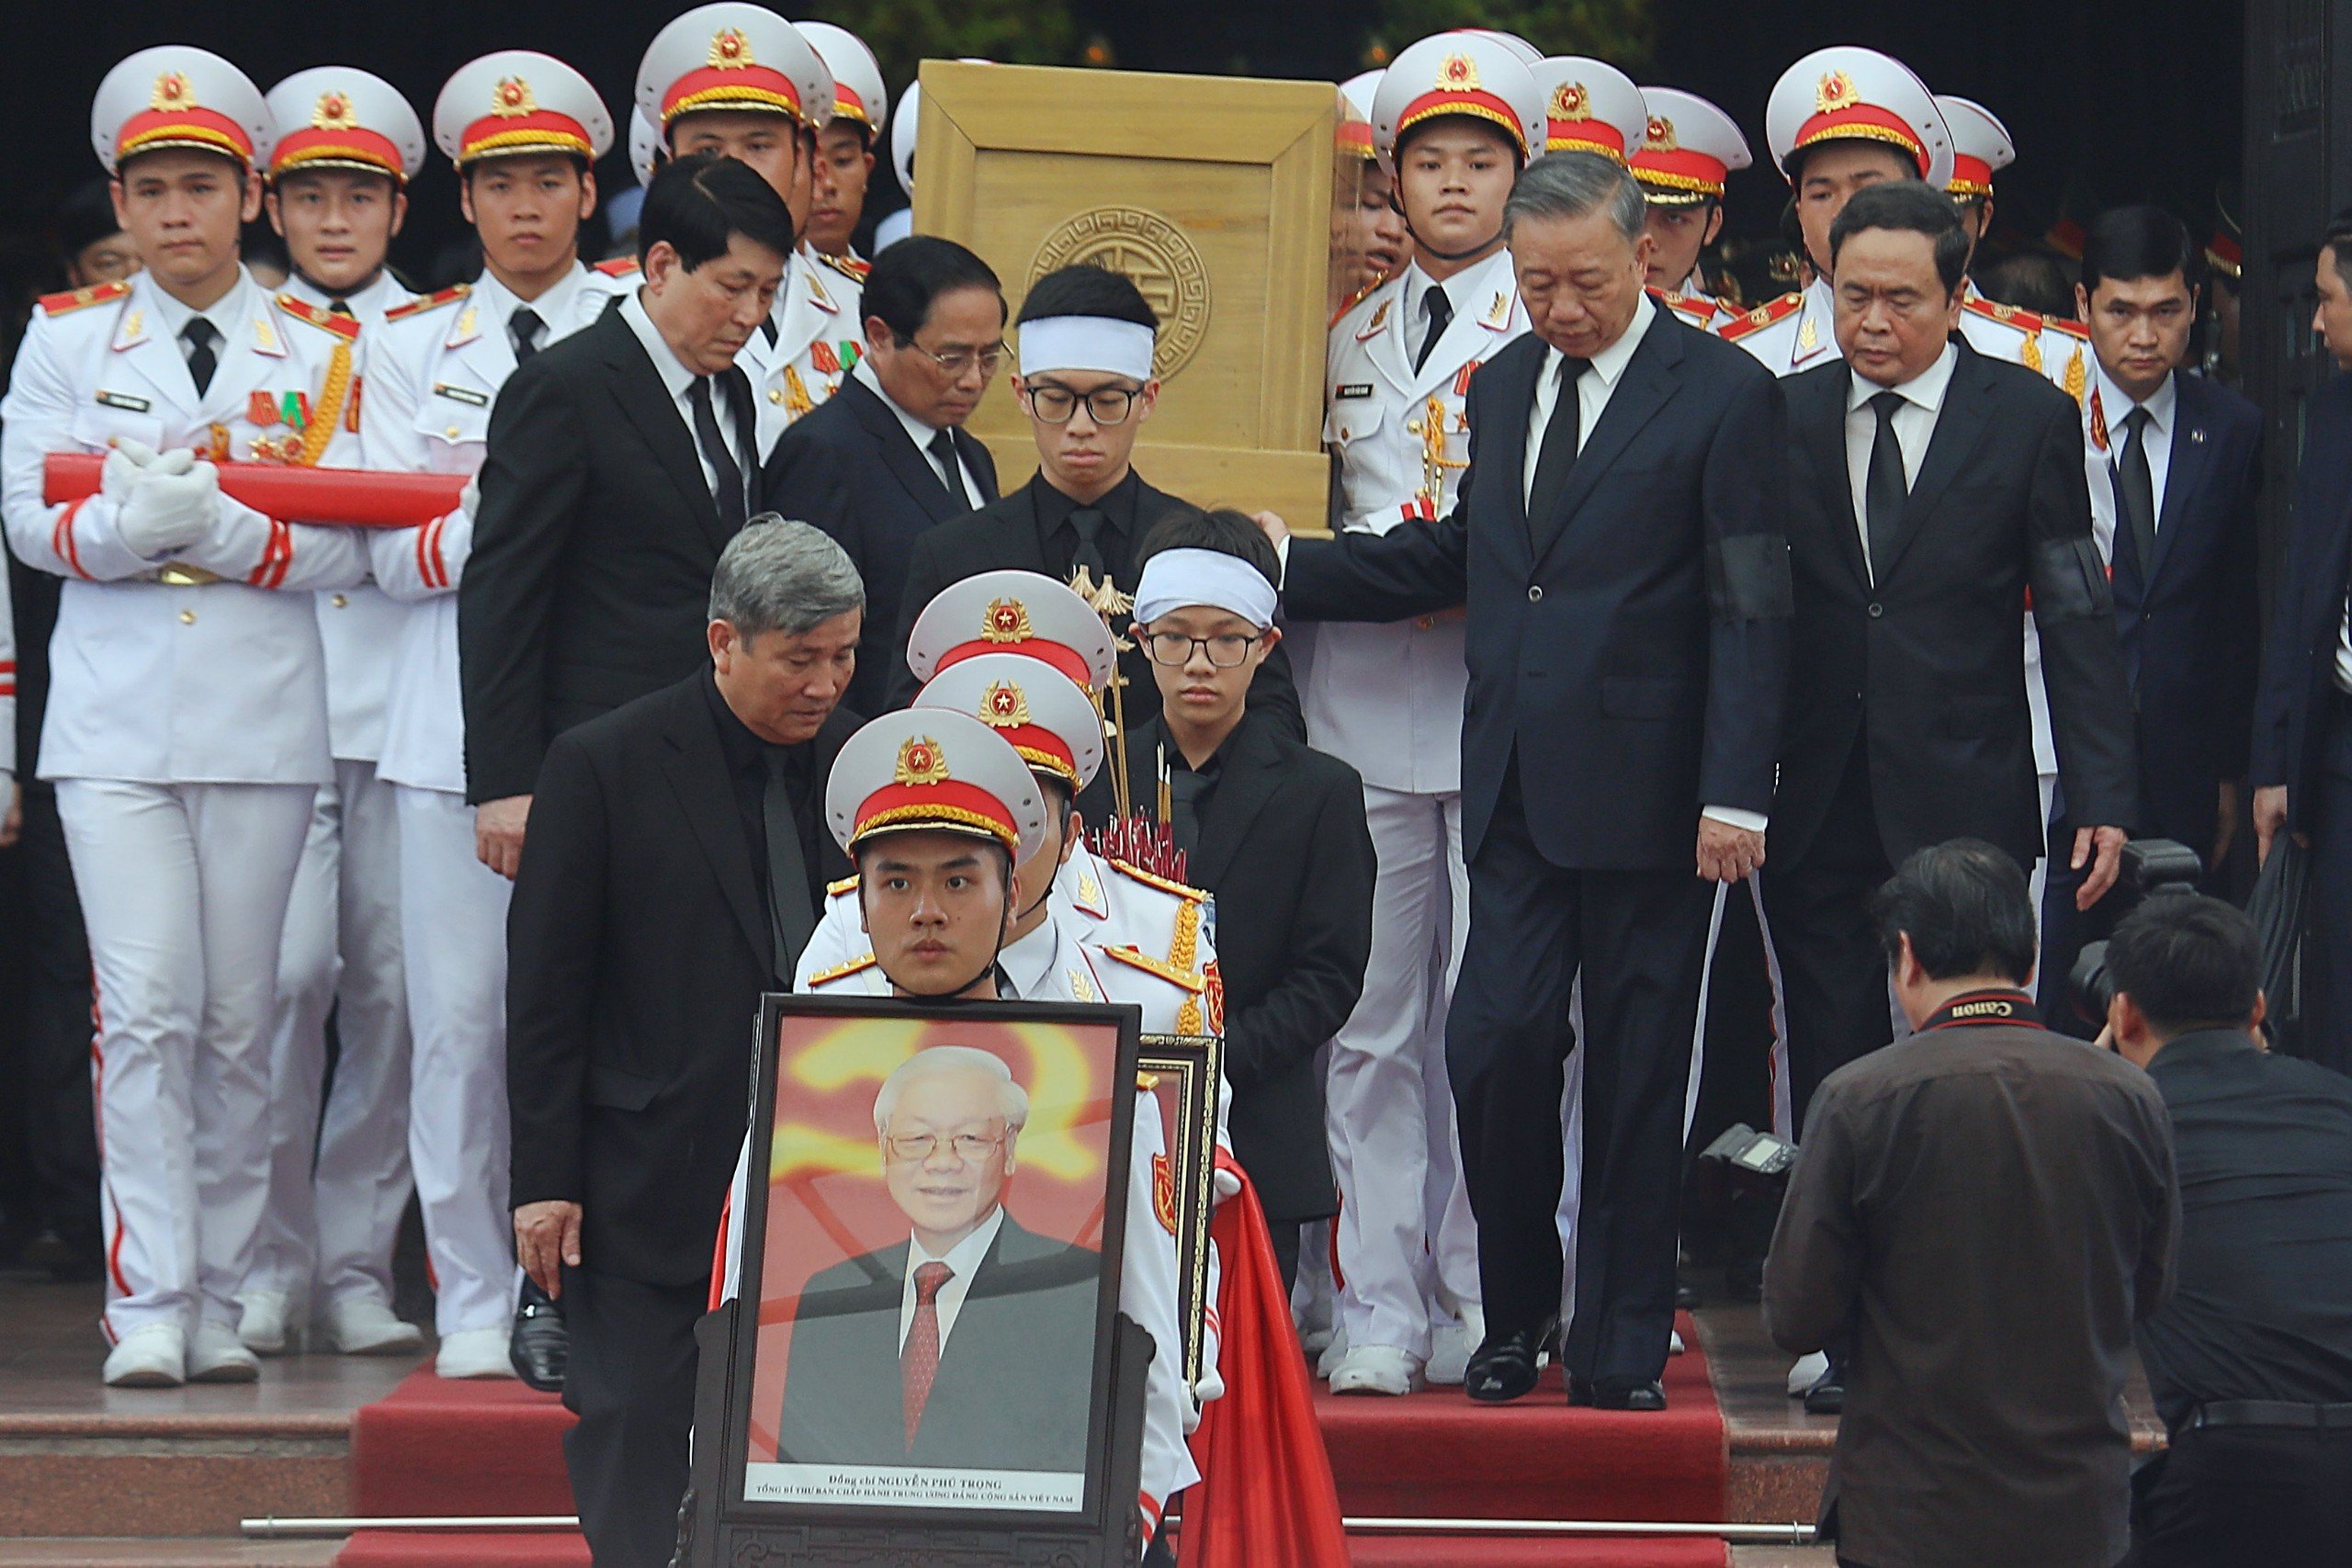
[
  {"x1": 1143, "y1": 630, "x2": 1262, "y2": 668},
  {"x1": 884, "y1": 1130, "x2": 1005, "y2": 1163},
  {"x1": 1023, "y1": 383, "x2": 1140, "y2": 425},
  {"x1": 911, "y1": 339, "x2": 1007, "y2": 377}
]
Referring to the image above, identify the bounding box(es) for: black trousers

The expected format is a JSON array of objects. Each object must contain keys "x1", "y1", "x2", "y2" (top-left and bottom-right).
[
  {"x1": 1761, "y1": 740, "x2": 1897, "y2": 1140},
  {"x1": 1448, "y1": 757, "x2": 1714, "y2": 1383},
  {"x1": 2303, "y1": 706, "x2": 2352, "y2": 1077},
  {"x1": 2128, "y1": 1424, "x2": 2352, "y2": 1566},
  {"x1": 560, "y1": 1266, "x2": 706, "y2": 1568}
]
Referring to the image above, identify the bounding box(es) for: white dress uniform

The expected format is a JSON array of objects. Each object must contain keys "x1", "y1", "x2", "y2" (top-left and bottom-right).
[
  {"x1": 247, "y1": 68, "x2": 430, "y2": 1339},
  {"x1": 742, "y1": 248, "x2": 866, "y2": 457},
  {"x1": 353, "y1": 50, "x2": 623, "y2": 1342},
  {"x1": 0, "y1": 52, "x2": 381, "y2": 1362},
  {"x1": 1634, "y1": 87, "x2": 1751, "y2": 333}
]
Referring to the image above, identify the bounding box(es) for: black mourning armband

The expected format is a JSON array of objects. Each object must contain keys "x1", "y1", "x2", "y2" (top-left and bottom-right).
[
  {"x1": 1707, "y1": 534, "x2": 1794, "y2": 621},
  {"x1": 2030, "y1": 536, "x2": 2114, "y2": 624}
]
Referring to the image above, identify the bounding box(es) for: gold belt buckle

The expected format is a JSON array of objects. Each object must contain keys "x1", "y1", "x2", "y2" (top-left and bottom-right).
[{"x1": 153, "y1": 562, "x2": 222, "y2": 587}]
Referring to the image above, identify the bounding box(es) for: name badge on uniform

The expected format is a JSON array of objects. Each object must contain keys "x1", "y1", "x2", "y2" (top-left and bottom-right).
[
  {"x1": 95, "y1": 390, "x2": 150, "y2": 412},
  {"x1": 1334, "y1": 382, "x2": 1373, "y2": 400},
  {"x1": 433, "y1": 382, "x2": 491, "y2": 408}
]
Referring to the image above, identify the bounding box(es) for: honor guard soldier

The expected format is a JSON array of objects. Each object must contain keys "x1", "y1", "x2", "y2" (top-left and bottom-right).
[
  {"x1": 1938, "y1": 94, "x2": 2092, "y2": 400},
  {"x1": 1, "y1": 45, "x2": 378, "y2": 1386},
  {"x1": 1720, "y1": 45, "x2": 1952, "y2": 376},
  {"x1": 1631, "y1": 87, "x2": 1752, "y2": 325},
  {"x1": 719, "y1": 706, "x2": 1203, "y2": 1555},
  {"x1": 1306, "y1": 32, "x2": 1546, "y2": 1398},
  {"x1": 636, "y1": 2, "x2": 865, "y2": 454},
  {"x1": 243, "y1": 66, "x2": 429, "y2": 1360},
  {"x1": 798, "y1": 21, "x2": 887, "y2": 267},
  {"x1": 357, "y1": 47, "x2": 619, "y2": 1382},
  {"x1": 1332, "y1": 70, "x2": 1408, "y2": 310}
]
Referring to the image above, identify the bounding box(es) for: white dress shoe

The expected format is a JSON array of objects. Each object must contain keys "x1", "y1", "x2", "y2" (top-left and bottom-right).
[
  {"x1": 1670, "y1": 1329, "x2": 1686, "y2": 1356},
  {"x1": 435, "y1": 1326, "x2": 518, "y2": 1380},
  {"x1": 327, "y1": 1298, "x2": 425, "y2": 1356},
  {"x1": 1328, "y1": 1343, "x2": 1424, "y2": 1396},
  {"x1": 187, "y1": 1320, "x2": 261, "y2": 1382},
  {"x1": 237, "y1": 1291, "x2": 291, "y2": 1356},
  {"x1": 1313, "y1": 1324, "x2": 1352, "y2": 1380},
  {"x1": 1787, "y1": 1349, "x2": 1830, "y2": 1397},
  {"x1": 102, "y1": 1324, "x2": 186, "y2": 1387},
  {"x1": 1425, "y1": 1305, "x2": 1485, "y2": 1386}
]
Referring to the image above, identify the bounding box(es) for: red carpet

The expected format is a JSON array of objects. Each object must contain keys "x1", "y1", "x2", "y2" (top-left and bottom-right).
[{"x1": 338, "y1": 1317, "x2": 1729, "y2": 1567}]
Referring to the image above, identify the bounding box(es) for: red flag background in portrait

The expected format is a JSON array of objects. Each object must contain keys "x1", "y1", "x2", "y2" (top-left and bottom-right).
[{"x1": 746, "y1": 1012, "x2": 1121, "y2": 1464}]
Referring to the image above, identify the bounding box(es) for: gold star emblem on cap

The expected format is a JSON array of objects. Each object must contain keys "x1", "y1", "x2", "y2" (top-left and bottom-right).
[
  {"x1": 1551, "y1": 82, "x2": 1591, "y2": 121},
  {"x1": 312, "y1": 91, "x2": 358, "y2": 131},
  {"x1": 708, "y1": 28, "x2": 753, "y2": 69},
  {"x1": 1645, "y1": 115, "x2": 1677, "y2": 151},
  {"x1": 895, "y1": 735, "x2": 952, "y2": 786},
  {"x1": 492, "y1": 76, "x2": 537, "y2": 118},
  {"x1": 1815, "y1": 70, "x2": 1859, "y2": 114},
  {"x1": 980, "y1": 681, "x2": 1031, "y2": 728},
  {"x1": 1438, "y1": 53, "x2": 1479, "y2": 92},
  {"x1": 983, "y1": 597, "x2": 1034, "y2": 643},
  {"x1": 152, "y1": 72, "x2": 194, "y2": 111}
]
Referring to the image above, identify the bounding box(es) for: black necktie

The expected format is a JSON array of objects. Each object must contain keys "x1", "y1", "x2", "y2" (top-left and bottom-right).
[
  {"x1": 509, "y1": 306, "x2": 543, "y2": 362},
  {"x1": 181, "y1": 318, "x2": 219, "y2": 396},
  {"x1": 1865, "y1": 390, "x2": 1908, "y2": 582},
  {"x1": 1067, "y1": 505, "x2": 1110, "y2": 583},
  {"x1": 1167, "y1": 766, "x2": 1213, "y2": 859},
  {"x1": 927, "y1": 427, "x2": 965, "y2": 506},
  {"x1": 763, "y1": 748, "x2": 816, "y2": 981},
  {"x1": 2116, "y1": 406, "x2": 2157, "y2": 586},
  {"x1": 761, "y1": 315, "x2": 779, "y2": 348},
  {"x1": 1414, "y1": 287, "x2": 1453, "y2": 374},
  {"x1": 690, "y1": 376, "x2": 750, "y2": 529},
  {"x1": 328, "y1": 299, "x2": 356, "y2": 319},
  {"x1": 1525, "y1": 355, "x2": 1590, "y2": 536}
]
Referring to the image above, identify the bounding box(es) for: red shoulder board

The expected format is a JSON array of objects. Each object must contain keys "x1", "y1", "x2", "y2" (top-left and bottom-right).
[
  {"x1": 1650, "y1": 288, "x2": 1717, "y2": 324},
  {"x1": 1716, "y1": 292, "x2": 1802, "y2": 342},
  {"x1": 276, "y1": 293, "x2": 361, "y2": 341},
  {"x1": 594, "y1": 255, "x2": 641, "y2": 278},
  {"x1": 384, "y1": 284, "x2": 469, "y2": 323},
  {"x1": 818, "y1": 251, "x2": 869, "y2": 282},
  {"x1": 2041, "y1": 314, "x2": 2090, "y2": 340},
  {"x1": 40, "y1": 280, "x2": 130, "y2": 317},
  {"x1": 1963, "y1": 295, "x2": 2047, "y2": 334},
  {"x1": 1329, "y1": 274, "x2": 1385, "y2": 330}
]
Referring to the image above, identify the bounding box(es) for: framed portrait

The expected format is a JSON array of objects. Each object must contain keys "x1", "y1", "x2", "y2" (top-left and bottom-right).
[
  {"x1": 700, "y1": 992, "x2": 1148, "y2": 1564},
  {"x1": 1138, "y1": 1033, "x2": 1221, "y2": 1387}
]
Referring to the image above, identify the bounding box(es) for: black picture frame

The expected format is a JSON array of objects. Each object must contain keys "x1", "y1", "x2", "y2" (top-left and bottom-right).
[
  {"x1": 684, "y1": 991, "x2": 1150, "y2": 1568},
  {"x1": 1138, "y1": 1032, "x2": 1222, "y2": 1389}
]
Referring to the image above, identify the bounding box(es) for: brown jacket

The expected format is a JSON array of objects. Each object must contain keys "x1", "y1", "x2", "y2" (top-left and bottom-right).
[{"x1": 1764, "y1": 990, "x2": 2178, "y2": 1568}]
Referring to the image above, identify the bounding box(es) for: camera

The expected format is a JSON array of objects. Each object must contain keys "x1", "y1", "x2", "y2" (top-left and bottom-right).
[
  {"x1": 1697, "y1": 1122, "x2": 1798, "y2": 1187},
  {"x1": 2067, "y1": 837, "x2": 2204, "y2": 1026}
]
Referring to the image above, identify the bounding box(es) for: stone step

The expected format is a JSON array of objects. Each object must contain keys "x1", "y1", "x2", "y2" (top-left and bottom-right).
[
  {"x1": 0, "y1": 1415, "x2": 350, "y2": 1539},
  {"x1": 0, "y1": 1540, "x2": 338, "y2": 1566}
]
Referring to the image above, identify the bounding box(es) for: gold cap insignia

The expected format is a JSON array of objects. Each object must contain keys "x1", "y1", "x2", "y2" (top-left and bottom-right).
[
  {"x1": 708, "y1": 28, "x2": 752, "y2": 69},
  {"x1": 1815, "y1": 70, "x2": 1859, "y2": 114},
  {"x1": 1550, "y1": 82, "x2": 1590, "y2": 121},
  {"x1": 1438, "y1": 53, "x2": 1479, "y2": 92},
  {"x1": 979, "y1": 681, "x2": 1030, "y2": 728},
  {"x1": 492, "y1": 76, "x2": 537, "y2": 118},
  {"x1": 894, "y1": 735, "x2": 952, "y2": 787},
  {"x1": 983, "y1": 597, "x2": 1033, "y2": 643},
  {"x1": 312, "y1": 91, "x2": 358, "y2": 132},
  {"x1": 1644, "y1": 115, "x2": 1676, "y2": 151},
  {"x1": 152, "y1": 72, "x2": 194, "y2": 112}
]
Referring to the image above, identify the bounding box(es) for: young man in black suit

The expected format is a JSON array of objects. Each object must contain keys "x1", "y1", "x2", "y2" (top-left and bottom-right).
[
  {"x1": 1272, "y1": 152, "x2": 1788, "y2": 1411},
  {"x1": 459, "y1": 152, "x2": 796, "y2": 852},
  {"x1": 1122, "y1": 509, "x2": 1374, "y2": 1289},
  {"x1": 764, "y1": 236, "x2": 1005, "y2": 716},
  {"x1": 1769, "y1": 180, "x2": 2136, "y2": 1168},
  {"x1": 505, "y1": 520, "x2": 863, "y2": 1568},
  {"x1": 2038, "y1": 207, "x2": 2262, "y2": 1024},
  {"x1": 889, "y1": 265, "x2": 1299, "y2": 787}
]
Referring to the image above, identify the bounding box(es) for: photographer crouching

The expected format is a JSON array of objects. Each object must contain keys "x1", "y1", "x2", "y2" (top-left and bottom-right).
[{"x1": 2101, "y1": 895, "x2": 2352, "y2": 1565}]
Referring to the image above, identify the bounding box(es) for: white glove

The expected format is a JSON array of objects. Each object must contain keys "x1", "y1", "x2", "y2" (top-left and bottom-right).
[
  {"x1": 98, "y1": 438, "x2": 163, "y2": 501},
  {"x1": 459, "y1": 475, "x2": 481, "y2": 518},
  {"x1": 117, "y1": 457, "x2": 219, "y2": 559},
  {"x1": 1212, "y1": 1165, "x2": 1240, "y2": 1202}
]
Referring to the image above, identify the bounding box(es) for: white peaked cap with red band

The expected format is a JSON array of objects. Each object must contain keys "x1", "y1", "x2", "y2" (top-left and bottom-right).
[
  {"x1": 95, "y1": 45, "x2": 271, "y2": 175},
  {"x1": 916, "y1": 654, "x2": 1105, "y2": 793},
  {"x1": 266, "y1": 67, "x2": 426, "y2": 184},
  {"x1": 637, "y1": 3, "x2": 832, "y2": 137},
  {"x1": 1631, "y1": 87, "x2": 1752, "y2": 204},
  {"x1": 798, "y1": 20, "x2": 888, "y2": 139},
  {"x1": 825, "y1": 708, "x2": 1050, "y2": 862},
  {"x1": 629, "y1": 108, "x2": 661, "y2": 186},
  {"x1": 1765, "y1": 45, "x2": 1951, "y2": 191},
  {"x1": 435, "y1": 51, "x2": 614, "y2": 167},
  {"x1": 1373, "y1": 32, "x2": 1547, "y2": 166},
  {"x1": 1935, "y1": 95, "x2": 2014, "y2": 198},
  {"x1": 1338, "y1": 69, "x2": 1382, "y2": 160},
  {"x1": 905, "y1": 570, "x2": 1119, "y2": 694},
  {"x1": 1529, "y1": 56, "x2": 1648, "y2": 164}
]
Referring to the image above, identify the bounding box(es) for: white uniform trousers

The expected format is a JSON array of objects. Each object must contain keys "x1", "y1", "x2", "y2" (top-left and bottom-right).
[
  {"x1": 1326, "y1": 784, "x2": 1479, "y2": 1359},
  {"x1": 251, "y1": 760, "x2": 413, "y2": 1313},
  {"x1": 61, "y1": 779, "x2": 315, "y2": 1341},
  {"x1": 396, "y1": 784, "x2": 515, "y2": 1335}
]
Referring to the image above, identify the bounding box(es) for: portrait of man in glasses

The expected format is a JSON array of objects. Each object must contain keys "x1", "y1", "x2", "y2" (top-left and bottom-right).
[{"x1": 771, "y1": 1045, "x2": 1100, "y2": 1478}]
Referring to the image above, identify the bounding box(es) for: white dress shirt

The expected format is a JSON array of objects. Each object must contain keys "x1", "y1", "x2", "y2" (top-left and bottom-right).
[
  {"x1": 147, "y1": 267, "x2": 255, "y2": 383},
  {"x1": 2093, "y1": 361, "x2": 2177, "y2": 526},
  {"x1": 465, "y1": 265, "x2": 595, "y2": 365},
  {"x1": 1520, "y1": 291, "x2": 1657, "y2": 500},
  {"x1": 896, "y1": 1202, "x2": 1006, "y2": 1355},
  {"x1": 1844, "y1": 341, "x2": 1960, "y2": 584},
  {"x1": 854, "y1": 356, "x2": 979, "y2": 509},
  {"x1": 1400, "y1": 262, "x2": 1452, "y2": 369},
  {"x1": 619, "y1": 290, "x2": 752, "y2": 502}
]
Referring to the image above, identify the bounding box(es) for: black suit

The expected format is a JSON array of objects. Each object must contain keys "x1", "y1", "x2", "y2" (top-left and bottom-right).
[
  {"x1": 1770, "y1": 341, "x2": 2136, "y2": 1126},
  {"x1": 1283, "y1": 308, "x2": 1789, "y2": 1383},
  {"x1": 507, "y1": 672, "x2": 854, "y2": 1567},
  {"x1": 774, "y1": 1215, "x2": 1097, "y2": 1471},
  {"x1": 1121, "y1": 710, "x2": 1374, "y2": 1231},
  {"x1": 892, "y1": 469, "x2": 1305, "y2": 818},
  {"x1": 459, "y1": 306, "x2": 757, "y2": 805},
  {"x1": 763, "y1": 374, "x2": 999, "y2": 716},
  {"x1": 2255, "y1": 370, "x2": 2352, "y2": 1075}
]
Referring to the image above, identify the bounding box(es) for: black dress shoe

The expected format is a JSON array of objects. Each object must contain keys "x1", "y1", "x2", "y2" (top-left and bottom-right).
[
  {"x1": 1567, "y1": 1374, "x2": 1594, "y2": 1407},
  {"x1": 1802, "y1": 1359, "x2": 1845, "y2": 1416},
  {"x1": 509, "y1": 1280, "x2": 568, "y2": 1392},
  {"x1": 1592, "y1": 1378, "x2": 1668, "y2": 1412},
  {"x1": 1464, "y1": 1322, "x2": 1552, "y2": 1404}
]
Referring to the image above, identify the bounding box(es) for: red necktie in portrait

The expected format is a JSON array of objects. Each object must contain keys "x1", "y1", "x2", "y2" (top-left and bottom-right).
[{"x1": 901, "y1": 1261, "x2": 954, "y2": 1447}]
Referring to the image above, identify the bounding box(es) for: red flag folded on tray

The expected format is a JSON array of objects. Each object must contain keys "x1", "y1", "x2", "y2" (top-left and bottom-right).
[
  {"x1": 1178, "y1": 1151, "x2": 1350, "y2": 1568},
  {"x1": 43, "y1": 453, "x2": 464, "y2": 529}
]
